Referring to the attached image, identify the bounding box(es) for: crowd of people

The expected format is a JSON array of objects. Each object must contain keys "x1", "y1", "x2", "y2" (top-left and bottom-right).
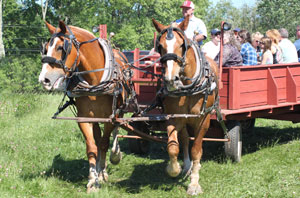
[
  {"x1": 203, "y1": 27, "x2": 300, "y2": 67},
  {"x1": 175, "y1": 1, "x2": 300, "y2": 67}
]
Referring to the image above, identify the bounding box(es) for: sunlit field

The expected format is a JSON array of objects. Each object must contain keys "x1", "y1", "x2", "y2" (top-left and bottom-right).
[{"x1": 0, "y1": 93, "x2": 299, "y2": 198}]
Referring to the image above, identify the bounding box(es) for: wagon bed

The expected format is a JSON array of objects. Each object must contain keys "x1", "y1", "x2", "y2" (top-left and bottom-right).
[{"x1": 132, "y1": 48, "x2": 300, "y2": 123}]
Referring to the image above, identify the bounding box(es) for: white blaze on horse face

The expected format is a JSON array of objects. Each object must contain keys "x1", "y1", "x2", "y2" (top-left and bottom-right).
[
  {"x1": 166, "y1": 36, "x2": 177, "y2": 81},
  {"x1": 38, "y1": 38, "x2": 59, "y2": 83}
]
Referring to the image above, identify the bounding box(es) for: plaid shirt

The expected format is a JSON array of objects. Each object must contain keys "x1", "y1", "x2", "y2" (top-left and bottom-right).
[{"x1": 240, "y1": 42, "x2": 257, "y2": 65}]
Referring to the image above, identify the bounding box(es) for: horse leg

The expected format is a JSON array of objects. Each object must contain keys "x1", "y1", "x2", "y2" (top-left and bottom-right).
[
  {"x1": 97, "y1": 122, "x2": 114, "y2": 183},
  {"x1": 180, "y1": 127, "x2": 192, "y2": 177},
  {"x1": 166, "y1": 123, "x2": 182, "y2": 177},
  {"x1": 110, "y1": 126, "x2": 122, "y2": 165},
  {"x1": 187, "y1": 116, "x2": 210, "y2": 195},
  {"x1": 78, "y1": 122, "x2": 100, "y2": 193}
]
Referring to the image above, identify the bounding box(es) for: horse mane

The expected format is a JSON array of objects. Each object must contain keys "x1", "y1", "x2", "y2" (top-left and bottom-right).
[{"x1": 69, "y1": 25, "x2": 96, "y2": 41}]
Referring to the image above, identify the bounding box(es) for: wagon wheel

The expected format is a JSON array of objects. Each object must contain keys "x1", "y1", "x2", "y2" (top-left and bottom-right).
[
  {"x1": 240, "y1": 119, "x2": 255, "y2": 133},
  {"x1": 127, "y1": 122, "x2": 151, "y2": 154},
  {"x1": 224, "y1": 120, "x2": 242, "y2": 162}
]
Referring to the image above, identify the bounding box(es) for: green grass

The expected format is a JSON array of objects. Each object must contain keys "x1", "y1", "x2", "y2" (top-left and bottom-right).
[{"x1": 0, "y1": 93, "x2": 299, "y2": 198}]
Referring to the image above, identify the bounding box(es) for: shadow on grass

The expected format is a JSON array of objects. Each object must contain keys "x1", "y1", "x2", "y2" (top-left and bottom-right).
[
  {"x1": 119, "y1": 124, "x2": 300, "y2": 164},
  {"x1": 241, "y1": 126, "x2": 300, "y2": 154},
  {"x1": 112, "y1": 161, "x2": 187, "y2": 194},
  {"x1": 22, "y1": 154, "x2": 89, "y2": 186}
]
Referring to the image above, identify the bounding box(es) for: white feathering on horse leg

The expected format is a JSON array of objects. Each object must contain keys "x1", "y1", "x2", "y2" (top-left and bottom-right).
[
  {"x1": 187, "y1": 161, "x2": 203, "y2": 195},
  {"x1": 110, "y1": 127, "x2": 122, "y2": 165},
  {"x1": 87, "y1": 166, "x2": 100, "y2": 193}
]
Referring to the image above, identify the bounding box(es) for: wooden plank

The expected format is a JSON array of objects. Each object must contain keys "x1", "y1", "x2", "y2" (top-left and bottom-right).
[
  {"x1": 239, "y1": 67, "x2": 268, "y2": 81},
  {"x1": 239, "y1": 91, "x2": 267, "y2": 107},
  {"x1": 286, "y1": 67, "x2": 297, "y2": 102},
  {"x1": 267, "y1": 68, "x2": 278, "y2": 105},
  {"x1": 229, "y1": 68, "x2": 240, "y2": 109},
  {"x1": 239, "y1": 79, "x2": 267, "y2": 93},
  {"x1": 288, "y1": 66, "x2": 300, "y2": 76}
]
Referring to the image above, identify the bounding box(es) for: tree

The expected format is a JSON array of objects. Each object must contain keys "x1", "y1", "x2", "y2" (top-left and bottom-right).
[
  {"x1": 205, "y1": 0, "x2": 260, "y2": 36},
  {"x1": 0, "y1": 0, "x2": 5, "y2": 58},
  {"x1": 41, "y1": 0, "x2": 49, "y2": 21},
  {"x1": 257, "y1": 0, "x2": 300, "y2": 41}
]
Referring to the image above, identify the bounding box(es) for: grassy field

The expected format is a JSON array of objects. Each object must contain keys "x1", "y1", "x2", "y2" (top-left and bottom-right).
[{"x1": 0, "y1": 93, "x2": 299, "y2": 198}]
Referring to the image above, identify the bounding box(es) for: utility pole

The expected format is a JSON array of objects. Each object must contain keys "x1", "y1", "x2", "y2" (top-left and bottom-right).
[{"x1": 0, "y1": 0, "x2": 5, "y2": 58}]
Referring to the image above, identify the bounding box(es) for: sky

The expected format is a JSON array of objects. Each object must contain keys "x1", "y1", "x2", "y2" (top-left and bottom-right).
[{"x1": 210, "y1": 0, "x2": 256, "y2": 8}]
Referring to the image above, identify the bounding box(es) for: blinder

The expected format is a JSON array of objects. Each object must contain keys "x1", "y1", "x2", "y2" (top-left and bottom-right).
[
  {"x1": 155, "y1": 26, "x2": 189, "y2": 68},
  {"x1": 41, "y1": 27, "x2": 79, "y2": 74}
]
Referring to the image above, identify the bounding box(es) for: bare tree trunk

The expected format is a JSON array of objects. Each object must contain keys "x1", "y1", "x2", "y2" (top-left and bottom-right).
[
  {"x1": 0, "y1": 0, "x2": 5, "y2": 58},
  {"x1": 41, "y1": 0, "x2": 48, "y2": 21}
]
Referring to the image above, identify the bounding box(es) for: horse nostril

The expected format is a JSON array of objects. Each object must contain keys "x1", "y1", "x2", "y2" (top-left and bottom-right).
[
  {"x1": 44, "y1": 78, "x2": 50, "y2": 84},
  {"x1": 174, "y1": 76, "x2": 180, "y2": 81}
]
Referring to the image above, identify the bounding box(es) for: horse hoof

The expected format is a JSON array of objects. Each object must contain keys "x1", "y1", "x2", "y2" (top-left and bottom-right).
[
  {"x1": 187, "y1": 184, "x2": 203, "y2": 196},
  {"x1": 98, "y1": 170, "x2": 109, "y2": 183},
  {"x1": 86, "y1": 179, "x2": 100, "y2": 193},
  {"x1": 87, "y1": 186, "x2": 99, "y2": 193},
  {"x1": 110, "y1": 151, "x2": 122, "y2": 165},
  {"x1": 166, "y1": 162, "x2": 181, "y2": 178}
]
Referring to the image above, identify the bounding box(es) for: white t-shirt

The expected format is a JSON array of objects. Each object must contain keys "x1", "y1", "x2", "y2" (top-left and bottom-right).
[
  {"x1": 279, "y1": 38, "x2": 298, "y2": 63},
  {"x1": 202, "y1": 41, "x2": 220, "y2": 59},
  {"x1": 176, "y1": 15, "x2": 207, "y2": 45}
]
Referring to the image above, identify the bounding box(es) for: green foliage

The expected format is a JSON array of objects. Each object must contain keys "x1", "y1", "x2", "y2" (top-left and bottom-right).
[
  {"x1": 2, "y1": 0, "x2": 300, "y2": 93},
  {"x1": 257, "y1": 0, "x2": 300, "y2": 41},
  {"x1": 3, "y1": 0, "x2": 49, "y2": 56},
  {"x1": 0, "y1": 55, "x2": 43, "y2": 93}
]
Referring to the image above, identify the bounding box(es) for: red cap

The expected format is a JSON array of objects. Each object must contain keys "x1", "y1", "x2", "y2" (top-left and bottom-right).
[{"x1": 180, "y1": 1, "x2": 195, "y2": 9}]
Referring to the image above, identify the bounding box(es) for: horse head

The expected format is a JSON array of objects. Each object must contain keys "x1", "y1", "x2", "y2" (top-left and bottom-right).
[
  {"x1": 152, "y1": 17, "x2": 194, "y2": 91},
  {"x1": 38, "y1": 21, "x2": 80, "y2": 91}
]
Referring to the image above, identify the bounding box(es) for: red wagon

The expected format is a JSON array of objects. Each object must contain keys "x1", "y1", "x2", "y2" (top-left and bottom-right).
[{"x1": 130, "y1": 37, "x2": 300, "y2": 162}]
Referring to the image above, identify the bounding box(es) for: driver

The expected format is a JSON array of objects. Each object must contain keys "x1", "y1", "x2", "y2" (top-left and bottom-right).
[{"x1": 175, "y1": 1, "x2": 207, "y2": 46}]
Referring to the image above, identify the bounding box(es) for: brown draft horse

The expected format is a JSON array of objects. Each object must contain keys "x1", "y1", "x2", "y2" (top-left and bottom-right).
[
  {"x1": 152, "y1": 17, "x2": 219, "y2": 195},
  {"x1": 38, "y1": 21, "x2": 131, "y2": 193}
]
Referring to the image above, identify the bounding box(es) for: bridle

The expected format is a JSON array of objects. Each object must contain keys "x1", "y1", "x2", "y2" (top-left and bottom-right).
[
  {"x1": 155, "y1": 26, "x2": 190, "y2": 71},
  {"x1": 41, "y1": 25, "x2": 98, "y2": 76}
]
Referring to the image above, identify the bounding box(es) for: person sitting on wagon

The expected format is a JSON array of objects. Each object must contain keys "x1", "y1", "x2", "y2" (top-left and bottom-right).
[
  {"x1": 175, "y1": 1, "x2": 207, "y2": 46},
  {"x1": 293, "y1": 28, "x2": 300, "y2": 62},
  {"x1": 233, "y1": 28, "x2": 240, "y2": 40},
  {"x1": 266, "y1": 29, "x2": 283, "y2": 64},
  {"x1": 251, "y1": 32, "x2": 263, "y2": 63},
  {"x1": 278, "y1": 28, "x2": 298, "y2": 63},
  {"x1": 238, "y1": 30, "x2": 257, "y2": 65},
  {"x1": 260, "y1": 37, "x2": 273, "y2": 65},
  {"x1": 214, "y1": 31, "x2": 243, "y2": 67},
  {"x1": 202, "y1": 28, "x2": 221, "y2": 59}
]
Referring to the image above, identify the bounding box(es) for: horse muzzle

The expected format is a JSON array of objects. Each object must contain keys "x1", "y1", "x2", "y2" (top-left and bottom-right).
[
  {"x1": 165, "y1": 78, "x2": 183, "y2": 92},
  {"x1": 39, "y1": 71, "x2": 66, "y2": 91}
]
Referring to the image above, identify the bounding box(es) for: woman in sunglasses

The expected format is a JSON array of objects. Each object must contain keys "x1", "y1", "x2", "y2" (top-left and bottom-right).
[{"x1": 260, "y1": 37, "x2": 273, "y2": 65}]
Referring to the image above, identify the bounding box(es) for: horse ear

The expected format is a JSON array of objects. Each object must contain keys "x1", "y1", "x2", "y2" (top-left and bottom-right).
[
  {"x1": 178, "y1": 16, "x2": 189, "y2": 31},
  {"x1": 152, "y1": 18, "x2": 166, "y2": 33},
  {"x1": 59, "y1": 20, "x2": 67, "y2": 34},
  {"x1": 45, "y1": 21, "x2": 56, "y2": 35}
]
